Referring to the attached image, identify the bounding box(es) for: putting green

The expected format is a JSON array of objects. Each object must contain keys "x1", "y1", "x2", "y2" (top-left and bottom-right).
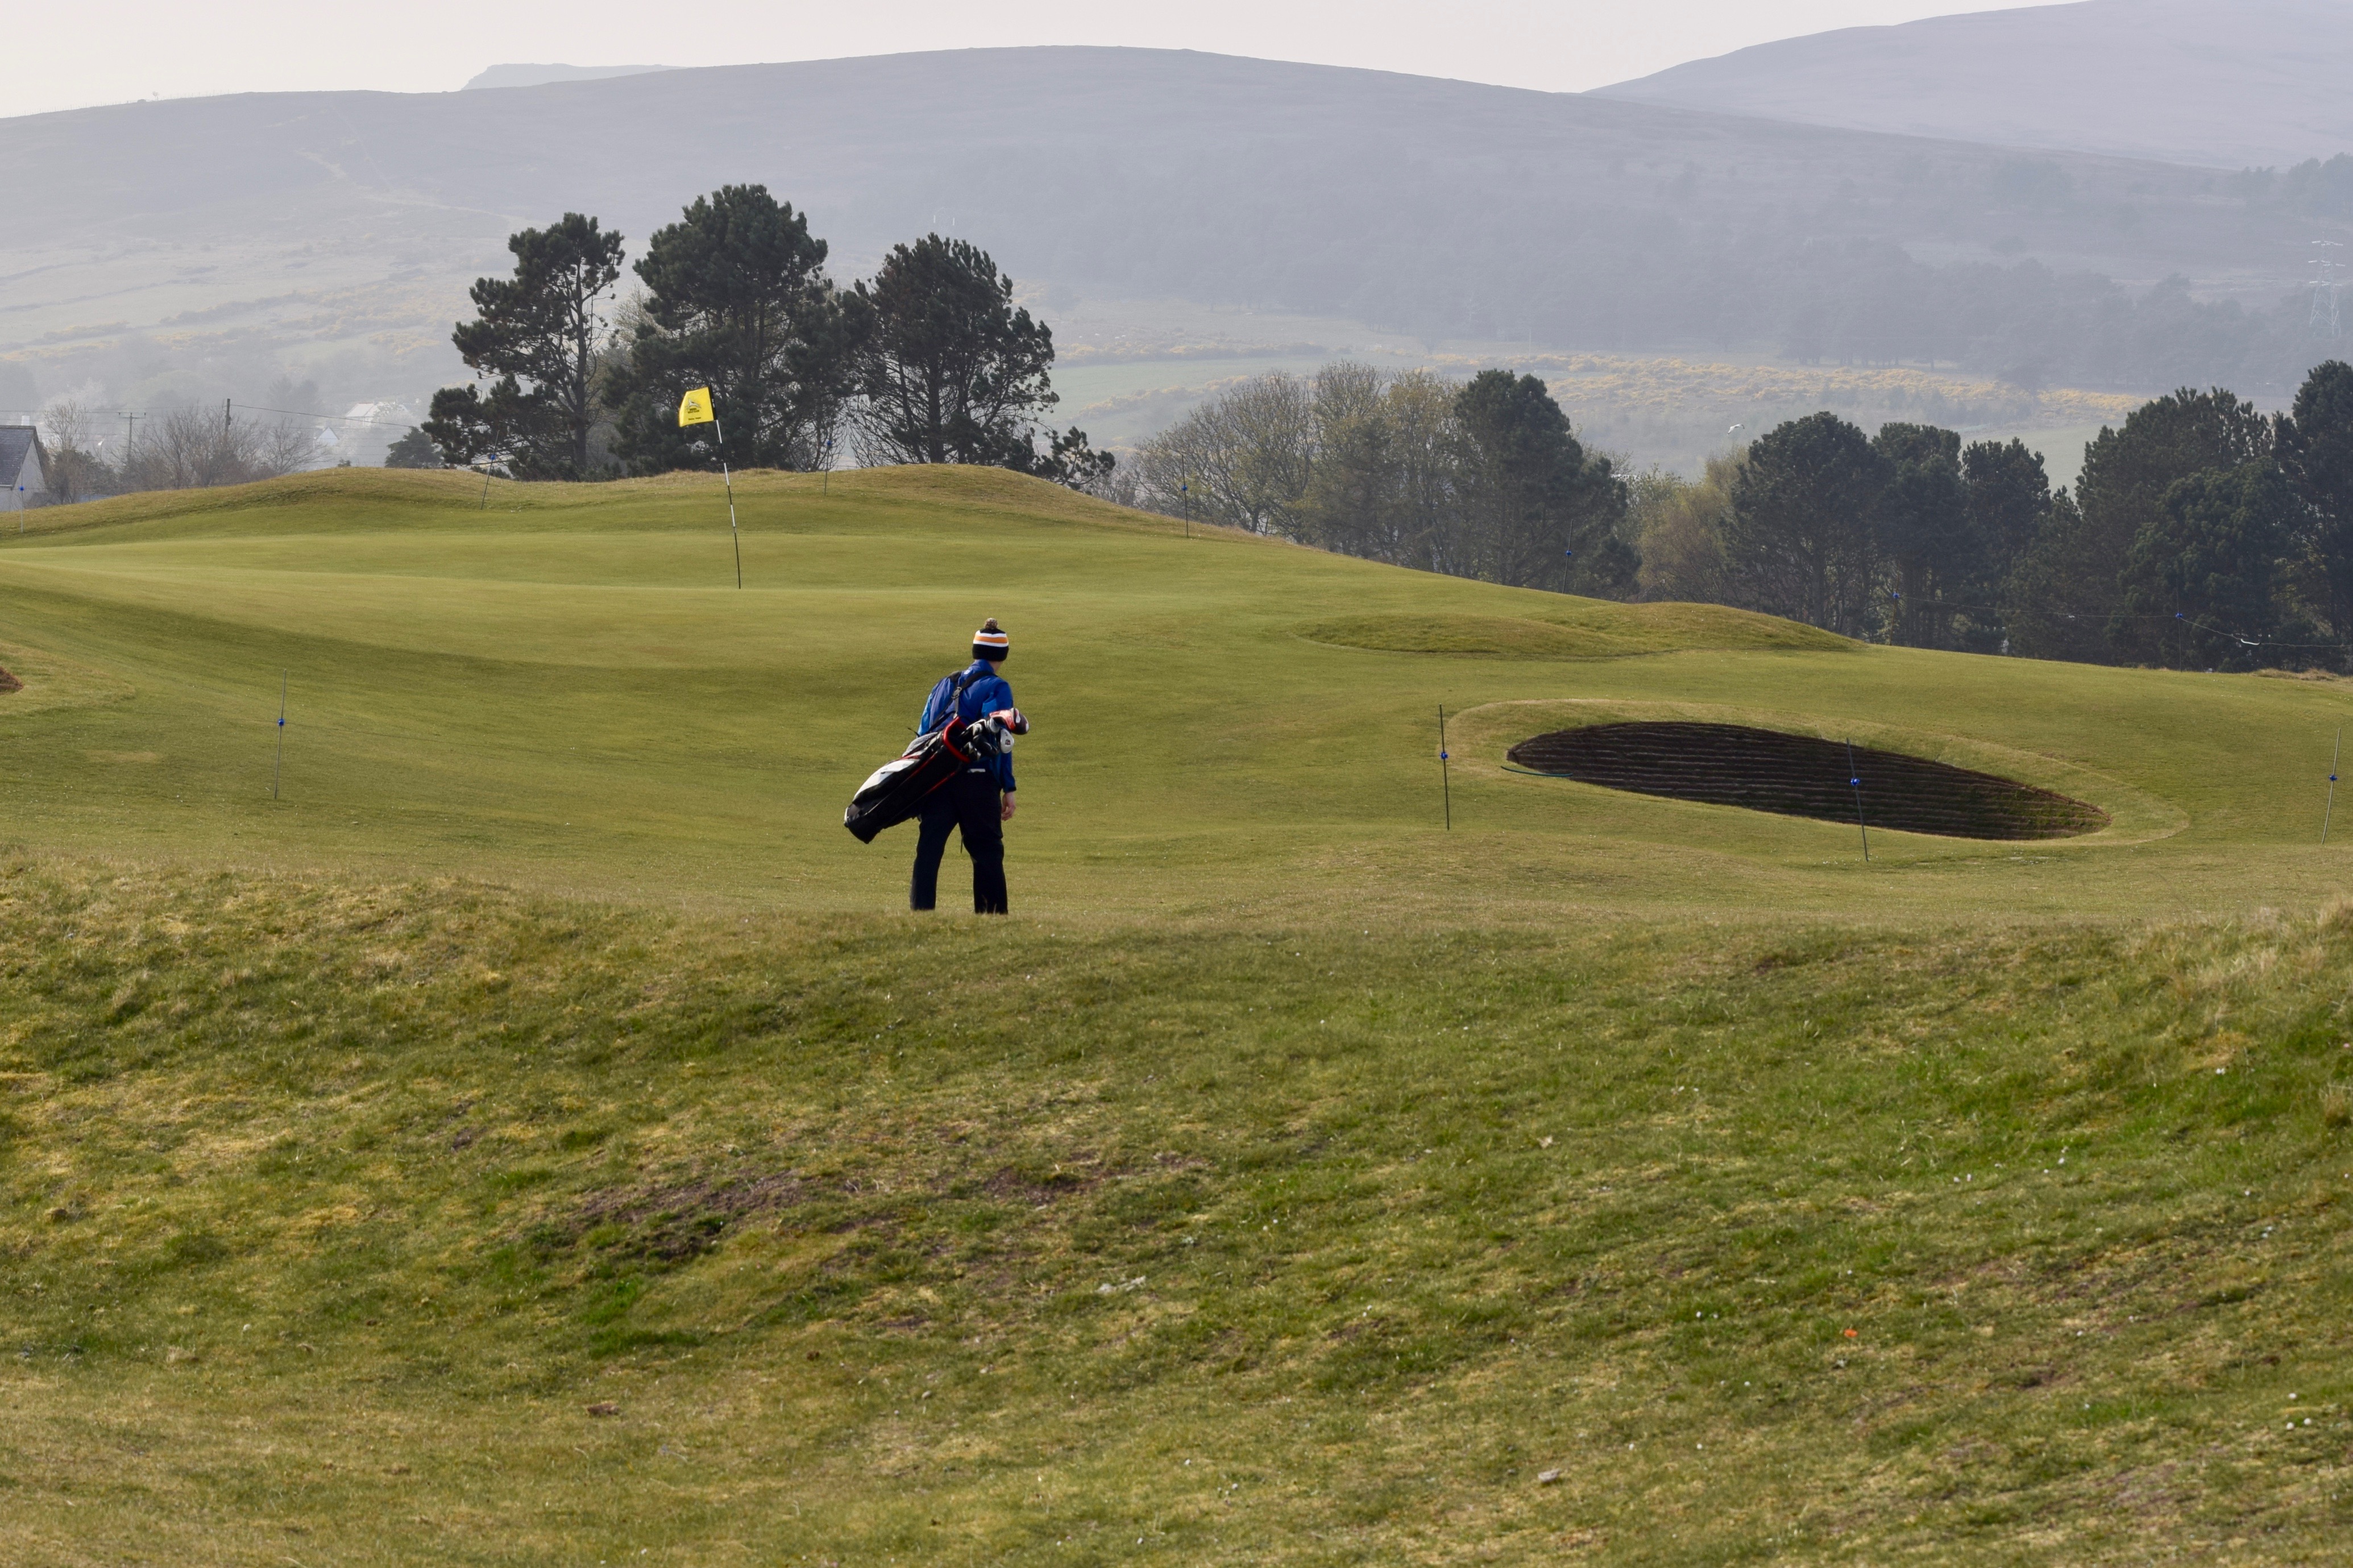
[{"x1": 0, "y1": 464, "x2": 2346, "y2": 920}]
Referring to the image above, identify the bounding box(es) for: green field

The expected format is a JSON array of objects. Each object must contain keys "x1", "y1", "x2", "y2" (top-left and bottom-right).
[
  {"x1": 2, "y1": 464, "x2": 2350, "y2": 920},
  {"x1": 4, "y1": 468, "x2": 2352, "y2": 1563}
]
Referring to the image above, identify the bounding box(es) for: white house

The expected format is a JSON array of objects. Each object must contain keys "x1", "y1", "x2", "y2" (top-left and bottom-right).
[{"x1": 0, "y1": 427, "x2": 48, "y2": 512}]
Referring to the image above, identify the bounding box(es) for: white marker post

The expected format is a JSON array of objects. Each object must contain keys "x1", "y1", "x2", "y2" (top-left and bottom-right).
[
  {"x1": 2327, "y1": 728, "x2": 2342, "y2": 845},
  {"x1": 717, "y1": 418, "x2": 741, "y2": 590},
  {"x1": 677, "y1": 387, "x2": 739, "y2": 588}
]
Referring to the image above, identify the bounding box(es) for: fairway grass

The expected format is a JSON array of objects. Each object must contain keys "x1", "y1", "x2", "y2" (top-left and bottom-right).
[
  {"x1": 1, "y1": 464, "x2": 2351, "y2": 921},
  {"x1": 5, "y1": 469, "x2": 2353, "y2": 1562}
]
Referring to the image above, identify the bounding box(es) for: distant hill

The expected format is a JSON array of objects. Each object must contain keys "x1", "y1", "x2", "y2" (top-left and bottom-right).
[
  {"x1": 0, "y1": 47, "x2": 2343, "y2": 417},
  {"x1": 1594, "y1": 0, "x2": 2353, "y2": 170},
  {"x1": 462, "y1": 64, "x2": 673, "y2": 91}
]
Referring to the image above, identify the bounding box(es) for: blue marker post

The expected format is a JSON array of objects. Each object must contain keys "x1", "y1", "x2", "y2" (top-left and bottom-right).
[
  {"x1": 272, "y1": 671, "x2": 287, "y2": 800},
  {"x1": 821, "y1": 435, "x2": 835, "y2": 496},
  {"x1": 1182, "y1": 480, "x2": 1191, "y2": 540},
  {"x1": 1438, "y1": 704, "x2": 1452, "y2": 831},
  {"x1": 2327, "y1": 728, "x2": 2342, "y2": 845},
  {"x1": 1846, "y1": 738, "x2": 1870, "y2": 862}
]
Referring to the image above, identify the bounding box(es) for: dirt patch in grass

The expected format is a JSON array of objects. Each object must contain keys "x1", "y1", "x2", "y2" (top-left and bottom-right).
[
  {"x1": 567, "y1": 1172, "x2": 815, "y2": 1261},
  {"x1": 981, "y1": 1162, "x2": 1102, "y2": 1205}
]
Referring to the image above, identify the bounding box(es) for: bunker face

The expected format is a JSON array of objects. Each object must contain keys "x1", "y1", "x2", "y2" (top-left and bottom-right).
[{"x1": 1507, "y1": 722, "x2": 2109, "y2": 840}]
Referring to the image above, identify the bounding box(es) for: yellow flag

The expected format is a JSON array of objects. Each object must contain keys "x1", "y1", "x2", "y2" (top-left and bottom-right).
[{"x1": 677, "y1": 386, "x2": 715, "y2": 427}]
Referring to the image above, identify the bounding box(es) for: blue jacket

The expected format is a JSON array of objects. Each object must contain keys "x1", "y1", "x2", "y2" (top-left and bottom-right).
[{"x1": 918, "y1": 660, "x2": 1016, "y2": 792}]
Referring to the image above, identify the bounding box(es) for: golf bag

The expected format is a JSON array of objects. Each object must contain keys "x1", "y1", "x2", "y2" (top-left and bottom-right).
[{"x1": 843, "y1": 710, "x2": 1023, "y2": 843}]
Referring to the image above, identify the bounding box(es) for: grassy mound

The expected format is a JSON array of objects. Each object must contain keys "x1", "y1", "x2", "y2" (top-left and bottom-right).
[
  {"x1": 6, "y1": 857, "x2": 2351, "y2": 1563},
  {"x1": 1300, "y1": 604, "x2": 1852, "y2": 660}
]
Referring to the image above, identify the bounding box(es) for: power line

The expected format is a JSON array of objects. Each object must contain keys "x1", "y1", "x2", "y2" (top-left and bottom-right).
[{"x1": 231, "y1": 402, "x2": 416, "y2": 427}]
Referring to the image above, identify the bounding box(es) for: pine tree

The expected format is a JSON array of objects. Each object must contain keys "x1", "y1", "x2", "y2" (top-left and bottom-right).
[
  {"x1": 850, "y1": 236, "x2": 1059, "y2": 469},
  {"x1": 1726, "y1": 413, "x2": 1885, "y2": 637},
  {"x1": 424, "y1": 214, "x2": 624, "y2": 478},
  {"x1": 607, "y1": 186, "x2": 868, "y2": 475}
]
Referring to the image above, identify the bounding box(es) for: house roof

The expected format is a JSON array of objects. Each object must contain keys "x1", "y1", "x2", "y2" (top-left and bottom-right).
[{"x1": 0, "y1": 426, "x2": 44, "y2": 489}]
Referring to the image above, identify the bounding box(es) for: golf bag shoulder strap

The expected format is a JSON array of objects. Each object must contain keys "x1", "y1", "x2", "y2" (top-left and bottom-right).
[{"x1": 923, "y1": 664, "x2": 986, "y2": 732}]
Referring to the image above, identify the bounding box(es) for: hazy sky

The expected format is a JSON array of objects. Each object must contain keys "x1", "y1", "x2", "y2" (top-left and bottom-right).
[{"x1": 14, "y1": 0, "x2": 2061, "y2": 119}]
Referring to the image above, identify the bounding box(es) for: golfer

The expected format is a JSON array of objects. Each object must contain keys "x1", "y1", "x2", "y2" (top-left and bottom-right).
[{"x1": 910, "y1": 618, "x2": 1018, "y2": 914}]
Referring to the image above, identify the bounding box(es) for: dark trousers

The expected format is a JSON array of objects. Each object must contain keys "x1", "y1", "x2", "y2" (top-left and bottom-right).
[{"x1": 910, "y1": 771, "x2": 1007, "y2": 913}]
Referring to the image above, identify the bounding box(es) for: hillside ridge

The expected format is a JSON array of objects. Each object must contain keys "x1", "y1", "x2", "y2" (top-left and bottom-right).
[
  {"x1": 3, "y1": 45, "x2": 2337, "y2": 416},
  {"x1": 1596, "y1": 0, "x2": 2353, "y2": 168}
]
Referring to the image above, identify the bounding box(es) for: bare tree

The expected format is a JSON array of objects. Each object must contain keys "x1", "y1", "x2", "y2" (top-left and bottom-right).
[
  {"x1": 1294, "y1": 363, "x2": 1397, "y2": 557},
  {"x1": 254, "y1": 418, "x2": 321, "y2": 477},
  {"x1": 1630, "y1": 454, "x2": 1740, "y2": 603},
  {"x1": 1134, "y1": 364, "x2": 1635, "y2": 594},
  {"x1": 1131, "y1": 372, "x2": 1314, "y2": 533},
  {"x1": 1384, "y1": 373, "x2": 1464, "y2": 575},
  {"x1": 38, "y1": 400, "x2": 112, "y2": 504},
  {"x1": 119, "y1": 404, "x2": 320, "y2": 492},
  {"x1": 126, "y1": 406, "x2": 223, "y2": 490},
  {"x1": 1294, "y1": 367, "x2": 1464, "y2": 571}
]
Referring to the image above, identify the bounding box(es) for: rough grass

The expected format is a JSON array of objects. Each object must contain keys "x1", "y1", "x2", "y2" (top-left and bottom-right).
[{"x1": 6, "y1": 855, "x2": 2352, "y2": 1565}]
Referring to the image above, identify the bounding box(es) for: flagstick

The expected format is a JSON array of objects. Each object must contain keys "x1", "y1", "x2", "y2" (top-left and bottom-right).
[
  {"x1": 2327, "y1": 728, "x2": 2342, "y2": 844},
  {"x1": 1438, "y1": 705, "x2": 1452, "y2": 831},
  {"x1": 716, "y1": 418, "x2": 741, "y2": 590},
  {"x1": 272, "y1": 671, "x2": 287, "y2": 800}
]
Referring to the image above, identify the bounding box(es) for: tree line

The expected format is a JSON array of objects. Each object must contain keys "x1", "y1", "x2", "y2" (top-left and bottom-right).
[
  {"x1": 1140, "y1": 360, "x2": 2353, "y2": 671},
  {"x1": 410, "y1": 187, "x2": 1108, "y2": 488},
  {"x1": 35, "y1": 401, "x2": 318, "y2": 504},
  {"x1": 1127, "y1": 365, "x2": 1637, "y2": 599},
  {"x1": 1658, "y1": 363, "x2": 2353, "y2": 669}
]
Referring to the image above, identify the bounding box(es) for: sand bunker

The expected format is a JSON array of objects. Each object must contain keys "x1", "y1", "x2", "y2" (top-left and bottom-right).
[{"x1": 1507, "y1": 722, "x2": 2109, "y2": 840}]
